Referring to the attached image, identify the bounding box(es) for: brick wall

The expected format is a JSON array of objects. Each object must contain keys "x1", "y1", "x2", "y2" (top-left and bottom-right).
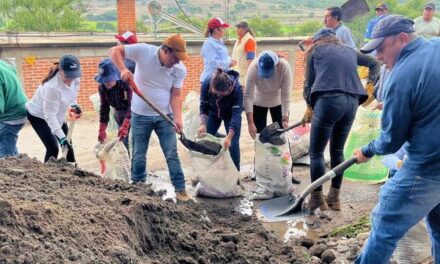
[{"x1": 117, "y1": 0, "x2": 136, "y2": 34}]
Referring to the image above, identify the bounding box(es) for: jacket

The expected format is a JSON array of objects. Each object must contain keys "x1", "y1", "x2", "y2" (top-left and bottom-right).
[{"x1": 0, "y1": 60, "x2": 27, "y2": 122}]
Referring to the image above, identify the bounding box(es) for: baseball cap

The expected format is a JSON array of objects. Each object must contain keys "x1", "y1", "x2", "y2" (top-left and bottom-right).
[
  {"x1": 208, "y1": 17, "x2": 229, "y2": 30},
  {"x1": 115, "y1": 31, "x2": 138, "y2": 44},
  {"x1": 312, "y1": 27, "x2": 336, "y2": 42},
  {"x1": 162, "y1": 34, "x2": 189, "y2": 61},
  {"x1": 424, "y1": 3, "x2": 435, "y2": 10},
  {"x1": 360, "y1": 15, "x2": 415, "y2": 54},
  {"x1": 235, "y1": 21, "x2": 249, "y2": 29},
  {"x1": 59, "y1": 55, "x2": 81, "y2": 79},
  {"x1": 375, "y1": 2, "x2": 388, "y2": 10},
  {"x1": 94, "y1": 58, "x2": 120, "y2": 84},
  {"x1": 258, "y1": 50, "x2": 279, "y2": 78}
]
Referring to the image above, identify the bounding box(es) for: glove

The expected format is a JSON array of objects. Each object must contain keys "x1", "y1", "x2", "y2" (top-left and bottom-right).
[
  {"x1": 58, "y1": 137, "x2": 72, "y2": 149},
  {"x1": 301, "y1": 105, "x2": 313, "y2": 126},
  {"x1": 118, "y1": 119, "x2": 130, "y2": 140},
  {"x1": 69, "y1": 104, "x2": 82, "y2": 120},
  {"x1": 98, "y1": 123, "x2": 107, "y2": 143}
]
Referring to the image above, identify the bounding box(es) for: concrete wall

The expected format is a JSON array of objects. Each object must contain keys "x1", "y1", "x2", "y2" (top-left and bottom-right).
[{"x1": 0, "y1": 38, "x2": 306, "y2": 112}]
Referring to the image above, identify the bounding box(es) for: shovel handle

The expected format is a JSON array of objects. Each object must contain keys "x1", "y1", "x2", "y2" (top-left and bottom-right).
[{"x1": 278, "y1": 121, "x2": 302, "y2": 133}]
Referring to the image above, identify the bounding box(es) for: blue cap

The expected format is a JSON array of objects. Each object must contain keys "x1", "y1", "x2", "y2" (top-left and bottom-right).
[
  {"x1": 312, "y1": 27, "x2": 336, "y2": 42},
  {"x1": 94, "y1": 58, "x2": 120, "y2": 83},
  {"x1": 60, "y1": 55, "x2": 81, "y2": 79},
  {"x1": 258, "y1": 50, "x2": 279, "y2": 78},
  {"x1": 360, "y1": 15, "x2": 415, "y2": 54}
]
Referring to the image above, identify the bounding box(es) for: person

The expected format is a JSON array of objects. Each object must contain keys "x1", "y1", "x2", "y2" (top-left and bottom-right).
[
  {"x1": 198, "y1": 68, "x2": 243, "y2": 171},
  {"x1": 244, "y1": 50, "x2": 292, "y2": 138},
  {"x1": 232, "y1": 21, "x2": 256, "y2": 85},
  {"x1": 0, "y1": 60, "x2": 27, "y2": 158},
  {"x1": 26, "y1": 55, "x2": 82, "y2": 163},
  {"x1": 115, "y1": 31, "x2": 137, "y2": 74},
  {"x1": 414, "y1": 3, "x2": 440, "y2": 39},
  {"x1": 109, "y1": 34, "x2": 191, "y2": 202},
  {"x1": 200, "y1": 17, "x2": 237, "y2": 83},
  {"x1": 324, "y1": 6, "x2": 356, "y2": 48},
  {"x1": 354, "y1": 15, "x2": 440, "y2": 264},
  {"x1": 302, "y1": 28, "x2": 380, "y2": 212},
  {"x1": 95, "y1": 58, "x2": 132, "y2": 150},
  {"x1": 364, "y1": 3, "x2": 389, "y2": 43}
]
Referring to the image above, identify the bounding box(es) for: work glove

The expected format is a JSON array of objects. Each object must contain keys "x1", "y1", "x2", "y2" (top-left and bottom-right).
[
  {"x1": 58, "y1": 136, "x2": 72, "y2": 150},
  {"x1": 301, "y1": 105, "x2": 313, "y2": 126},
  {"x1": 98, "y1": 123, "x2": 107, "y2": 143},
  {"x1": 118, "y1": 119, "x2": 130, "y2": 140},
  {"x1": 69, "y1": 104, "x2": 82, "y2": 120}
]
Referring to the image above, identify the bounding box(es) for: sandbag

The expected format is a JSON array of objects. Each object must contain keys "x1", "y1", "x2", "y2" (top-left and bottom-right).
[
  {"x1": 343, "y1": 104, "x2": 388, "y2": 183},
  {"x1": 182, "y1": 91, "x2": 200, "y2": 141},
  {"x1": 251, "y1": 135, "x2": 294, "y2": 200},
  {"x1": 287, "y1": 124, "x2": 311, "y2": 161},
  {"x1": 189, "y1": 134, "x2": 243, "y2": 198},
  {"x1": 94, "y1": 139, "x2": 131, "y2": 182}
]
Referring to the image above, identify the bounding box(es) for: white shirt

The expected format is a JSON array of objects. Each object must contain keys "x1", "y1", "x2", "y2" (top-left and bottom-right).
[
  {"x1": 414, "y1": 16, "x2": 440, "y2": 39},
  {"x1": 26, "y1": 72, "x2": 80, "y2": 139},
  {"x1": 125, "y1": 43, "x2": 187, "y2": 116}
]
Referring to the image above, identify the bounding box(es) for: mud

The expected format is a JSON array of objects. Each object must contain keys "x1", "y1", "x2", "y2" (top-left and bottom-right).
[{"x1": 0, "y1": 155, "x2": 311, "y2": 264}]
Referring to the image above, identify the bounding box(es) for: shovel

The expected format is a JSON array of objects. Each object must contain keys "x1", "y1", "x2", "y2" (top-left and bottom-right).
[
  {"x1": 259, "y1": 121, "x2": 302, "y2": 145},
  {"x1": 61, "y1": 119, "x2": 75, "y2": 159},
  {"x1": 128, "y1": 79, "x2": 222, "y2": 156},
  {"x1": 259, "y1": 157, "x2": 358, "y2": 220}
]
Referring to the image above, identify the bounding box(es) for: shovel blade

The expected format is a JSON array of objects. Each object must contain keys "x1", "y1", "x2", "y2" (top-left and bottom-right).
[
  {"x1": 179, "y1": 135, "x2": 221, "y2": 156},
  {"x1": 259, "y1": 194, "x2": 308, "y2": 221}
]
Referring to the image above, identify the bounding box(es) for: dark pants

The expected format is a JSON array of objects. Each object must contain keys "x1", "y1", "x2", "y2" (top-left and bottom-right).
[
  {"x1": 309, "y1": 94, "x2": 358, "y2": 191},
  {"x1": 27, "y1": 112, "x2": 75, "y2": 162},
  {"x1": 207, "y1": 113, "x2": 241, "y2": 171},
  {"x1": 253, "y1": 104, "x2": 282, "y2": 132}
]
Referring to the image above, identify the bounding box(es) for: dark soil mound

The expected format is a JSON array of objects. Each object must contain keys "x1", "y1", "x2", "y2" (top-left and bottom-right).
[{"x1": 0, "y1": 155, "x2": 307, "y2": 264}]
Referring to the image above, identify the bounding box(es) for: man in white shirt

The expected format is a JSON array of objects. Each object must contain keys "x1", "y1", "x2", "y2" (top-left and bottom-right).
[
  {"x1": 414, "y1": 3, "x2": 440, "y2": 39},
  {"x1": 110, "y1": 34, "x2": 191, "y2": 202}
]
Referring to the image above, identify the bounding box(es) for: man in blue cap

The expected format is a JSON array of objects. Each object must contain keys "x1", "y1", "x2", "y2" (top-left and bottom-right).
[
  {"x1": 355, "y1": 15, "x2": 440, "y2": 264},
  {"x1": 364, "y1": 2, "x2": 389, "y2": 43}
]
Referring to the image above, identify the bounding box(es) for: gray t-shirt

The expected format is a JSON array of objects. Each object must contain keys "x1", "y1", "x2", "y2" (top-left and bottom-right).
[
  {"x1": 414, "y1": 16, "x2": 440, "y2": 39},
  {"x1": 335, "y1": 24, "x2": 356, "y2": 49}
]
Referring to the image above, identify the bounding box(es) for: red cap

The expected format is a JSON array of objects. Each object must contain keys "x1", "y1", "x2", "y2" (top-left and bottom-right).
[
  {"x1": 207, "y1": 17, "x2": 229, "y2": 30},
  {"x1": 115, "y1": 31, "x2": 138, "y2": 44}
]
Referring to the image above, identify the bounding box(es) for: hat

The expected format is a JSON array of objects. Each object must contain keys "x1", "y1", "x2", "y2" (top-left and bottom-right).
[
  {"x1": 235, "y1": 21, "x2": 249, "y2": 29},
  {"x1": 375, "y1": 2, "x2": 388, "y2": 10},
  {"x1": 258, "y1": 50, "x2": 279, "y2": 78},
  {"x1": 162, "y1": 34, "x2": 189, "y2": 61},
  {"x1": 94, "y1": 58, "x2": 120, "y2": 84},
  {"x1": 424, "y1": 3, "x2": 435, "y2": 10},
  {"x1": 115, "y1": 31, "x2": 138, "y2": 44},
  {"x1": 360, "y1": 15, "x2": 415, "y2": 54},
  {"x1": 208, "y1": 17, "x2": 229, "y2": 30},
  {"x1": 59, "y1": 55, "x2": 81, "y2": 79},
  {"x1": 312, "y1": 27, "x2": 336, "y2": 42}
]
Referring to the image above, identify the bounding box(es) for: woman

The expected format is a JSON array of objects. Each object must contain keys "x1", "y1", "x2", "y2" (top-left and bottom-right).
[
  {"x1": 200, "y1": 17, "x2": 237, "y2": 83},
  {"x1": 198, "y1": 68, "x2": 243, "y2": 171},
  {"x1": 232, "y1": 21, "x2": 256, "y2": 85},
  {"x1": 26, "y1": 55, "x2": 82, "y2": 163},
  {"x1": 95, "y1": 58, "x2": 132, "y2": 150},
  {"x1": 302, "y1": 28, "x2": 380, "y2": 211}
]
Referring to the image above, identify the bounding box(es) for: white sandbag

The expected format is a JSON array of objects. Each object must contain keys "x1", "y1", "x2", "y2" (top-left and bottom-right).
[
  {"x1": 94, "y1": 138, "x2": 131, "y2": 182},
  {"x1": 189, "y1": 134, "x2": 243, "y2": 198},
  {"x1": 251, "y1": 135, "x2": 294, "y2": 200},
  {"x1": 287, "y1": 124, "x2": 311, "y2": 160},
  {"x1": 182, "y1": 91, "x2": 200, "y2": 141}
]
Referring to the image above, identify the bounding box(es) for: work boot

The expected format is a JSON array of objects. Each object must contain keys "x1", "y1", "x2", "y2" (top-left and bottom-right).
[
  {"x1": 307, "y1": 191, "x2": 329, "y2": 212},
  {"x1": 325, "y1": 187, "x2": 341, "y2": 210},
  {"x1": 176, "y1": 191, "x2": 192, "y2": 202}
]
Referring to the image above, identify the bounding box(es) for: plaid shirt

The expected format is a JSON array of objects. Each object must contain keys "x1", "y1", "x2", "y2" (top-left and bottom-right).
[{"x1": 98, "y1": 80, "x2": 132, "y2": 124}]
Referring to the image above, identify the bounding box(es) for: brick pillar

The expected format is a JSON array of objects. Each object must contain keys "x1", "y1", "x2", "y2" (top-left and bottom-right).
[{"x1": 117, "y1": 0, "x2": 136, "y2": 34}]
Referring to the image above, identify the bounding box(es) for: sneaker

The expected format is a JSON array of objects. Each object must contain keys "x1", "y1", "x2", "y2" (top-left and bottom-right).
[{"x1": 176, "y1": 191, "x2": 192, "y2": 202}]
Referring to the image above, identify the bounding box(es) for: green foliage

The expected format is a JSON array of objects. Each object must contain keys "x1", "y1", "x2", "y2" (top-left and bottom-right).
[
  {"x1": 85, "y1": 10, "x2": 117, "y2": 22},
  {"x1": 248, "y1": 17, "x2": 283, "y2": 37},
  {"x1": 330, "y1": 215, "x2": 370, "y2": 238},
  {"x1": 291, "y1": 21, "x2": 322, "y2": 36},
  {"x1": 96, "y1": 22, "x2": 116, "y2": 32}
]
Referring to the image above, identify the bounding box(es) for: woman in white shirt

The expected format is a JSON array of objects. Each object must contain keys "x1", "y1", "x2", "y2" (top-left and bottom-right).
[{"x1": 26, "y1": 55, "x2": 82, "y2": 162}]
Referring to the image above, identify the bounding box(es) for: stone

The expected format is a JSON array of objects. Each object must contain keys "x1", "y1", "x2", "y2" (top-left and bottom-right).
[
  {"x1": 309, "y1": 244, "x2": 328, "y2": 257},
  {"x1": 355, "y1": 232, "x2": 369, "y2": 241},
  {"x1": 221, "y1": 233, "x2": 239, "y2": 244},
  {"x1": 310, "y1": 256, "x2": 322, "y2": 264},
  {"x1": 336, "y1": 244, "x2": 350, "y2": 253},
  {"x1": 300, "y1": 237, "x2": 315, "y2": 249},
  {"x1": 321, "y1": 249, "x2": 336, "y2": 264}
]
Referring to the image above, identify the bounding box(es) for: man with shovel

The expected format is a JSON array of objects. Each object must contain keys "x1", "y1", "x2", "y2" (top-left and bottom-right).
[
  {"x1": 110, "y1": 34, "x2": 191, "y2": 202},
  {"x1": 355, "y1": 15, "x2": 440, "y2": 264}
]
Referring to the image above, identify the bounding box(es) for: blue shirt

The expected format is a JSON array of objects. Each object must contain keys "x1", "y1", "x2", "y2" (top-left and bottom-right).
[
  {"x1": 200, "y1": 36, "x2": 231, "y2": 82},
  {"x1": 335, "y1": 24, "x2": 356, "y2": 49},
  {"x1": 364, "y1": 15, "x2": 388, "y2": 40},
  {"x1": 362, "y1": 37, "x2": 440, "y2": 174}
]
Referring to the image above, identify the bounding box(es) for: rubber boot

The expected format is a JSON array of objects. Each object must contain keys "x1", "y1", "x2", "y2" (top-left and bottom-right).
[
  {"x1": 326, "y1": 187, "x2": 341, "y2": 210},
  {"x1": 307, "y1": 191, "x2": 329, "y2": 211}
]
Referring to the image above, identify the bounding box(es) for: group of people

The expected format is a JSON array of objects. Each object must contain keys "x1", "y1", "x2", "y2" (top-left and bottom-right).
[{"x1": 1, "y1": 3, "x2": 440, "y2": 263}]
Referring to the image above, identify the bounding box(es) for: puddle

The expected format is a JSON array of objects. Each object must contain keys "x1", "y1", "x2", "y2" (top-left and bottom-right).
[{"x1": 261, "y1": 219, "x2": 318, "y2": 242}]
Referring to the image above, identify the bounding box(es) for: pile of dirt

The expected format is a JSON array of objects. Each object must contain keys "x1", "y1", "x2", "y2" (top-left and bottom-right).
[{"x1": 0, "y1": 155, "x2": 309, "y2": 264}]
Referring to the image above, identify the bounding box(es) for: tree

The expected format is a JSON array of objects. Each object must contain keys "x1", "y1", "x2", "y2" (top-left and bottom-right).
[{"x1": 248, "y1": 17, "x2": 283, "y2": 37}]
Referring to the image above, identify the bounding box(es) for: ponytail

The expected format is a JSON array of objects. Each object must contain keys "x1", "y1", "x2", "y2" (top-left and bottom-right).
[
  {"x1": 210, "y1": 68, "x2": 234, "y2": 95},
  {"x1": 41, "y1": 63, "x2": 60, "y2": 85}
]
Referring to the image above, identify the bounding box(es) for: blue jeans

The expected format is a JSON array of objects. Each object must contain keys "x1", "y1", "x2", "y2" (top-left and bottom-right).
[
  {"x1": 355, "y1": 167, "x2": 440, "y2": 264},
  {"x1": 131, "y1": 113, "x2": 185, "y2": 192},
  {"x1": 206, "y1": 113, "x2": 241, "y2": 171},
  {"x1": 0, "y1": 122, "x2": 24, "y2": 158},
  {"x1": 310, "y1": 93, "x2": 358, "y2": 191}
]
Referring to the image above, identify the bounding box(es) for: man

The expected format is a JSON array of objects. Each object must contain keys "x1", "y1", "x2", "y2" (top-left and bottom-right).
[
  {"x1": 324, "y1": 6, "x2": 356, "y2": 48},
  {"x1": 0, "y1": 60, "x2": 27, "y2": 158},
  {"x1": 414, "y1": 3, "x2": 440, "y2": 39},
  {"x1": 364, "y1": 2, "x2": 389, "y2": 43},
  {"x1": 110, "y1": 34, "x2": 191, "y2": 202},
  {"x1": 355, "y1": 15, "x2": 440, "y2": 264}
]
